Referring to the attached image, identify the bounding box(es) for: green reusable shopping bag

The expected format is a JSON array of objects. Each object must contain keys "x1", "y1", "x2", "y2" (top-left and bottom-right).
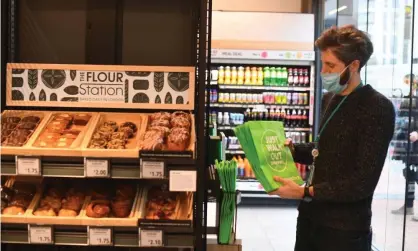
[{"x1": 235, "y1": 121, "x2": 303, "y2": 193}]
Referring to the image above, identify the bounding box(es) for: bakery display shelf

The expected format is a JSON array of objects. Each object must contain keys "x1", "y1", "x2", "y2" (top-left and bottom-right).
[
  {"x1": 1, "y1": 224, "x2": 195, "y2": 248},
  {"x1": 0, "y1": 110, "x2": 52, "y2": 155},
  {"x1": 211, "y1": 103, "x2": 309, "y2": 109},
  {"x1": 217, "y1": 84, "x2": 310, "y2": 92},
  {"x1": 25, "y1": 111, "x2": 100, "y2": 157}
]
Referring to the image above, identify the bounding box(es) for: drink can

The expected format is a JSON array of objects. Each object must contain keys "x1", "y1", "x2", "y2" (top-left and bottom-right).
[
  {"x1": 224, "y1": 93, "x2": 230, "y2": 103},
  {"x1": 294, "y1": 132, "x2": 301, "y2": 144},
  {"x1": 237, "y1": 93, "x2": 242, "y2": 103},
  {"x1": 258, "y1": 94, "x2": 263, "y2": 104},
  {"x1": 301, "y1": 132, "x2": 307, "y2": 143},
  {"x1": 299, "y1": 93, "x2": 304, "y2": 105},
  {"x1": 292, "y1": 93, "x2": 298, "y2": 105},
  {"x1": 230, "y1": 93, "x2": 236, "y2": 103},
  {"x1": 247, "y1": 93, "x2": 253, "y2": 103},
  {"x1": 252, "y1": 93, "x2": 258, "y2": 103}
]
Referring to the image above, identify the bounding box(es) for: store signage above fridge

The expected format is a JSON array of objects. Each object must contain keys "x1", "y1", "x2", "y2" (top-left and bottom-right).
[
  {"x1": 211, "y1": 49, "x2": 315, "y2": 61},
  {"x1": 6, "y1": 63, "x2": 195, "y2": 110}
]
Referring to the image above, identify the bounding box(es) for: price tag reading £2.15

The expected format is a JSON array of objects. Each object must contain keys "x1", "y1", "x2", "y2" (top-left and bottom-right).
[
  {"x1": 29, "y1": 226, "x2": 53, "y2": 244},
  {"x1": 85, "y1": 159, "x2": 109, "y2": 177},
  {"x1": 89, "y1": 227, "x2": 112, "y2": 246},
  {"x1": 141, "y1": 161, "x2": 164, "y2": 179},
  {"x1": 16, "y1": 157, "x2": 41, "y2": 176},
  {"x1": 140, "y1": 229, "x2": 163, "y2": 247}
]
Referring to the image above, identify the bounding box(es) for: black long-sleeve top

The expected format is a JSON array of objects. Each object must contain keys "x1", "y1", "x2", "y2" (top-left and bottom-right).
[{"x1": 295, "y1": 84, "x2": 395, "y2": 231}]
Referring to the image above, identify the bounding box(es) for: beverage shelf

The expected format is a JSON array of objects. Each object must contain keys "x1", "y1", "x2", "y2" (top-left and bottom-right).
[
  {"x1": 216, "y1": 84, "x2": 310, "y2": 91},
  {"x1": 225, "y1": 150, "x2": 245, "y2": 155},
  {"x1": 210, "y1": 103, "x2": 309, "y2": 109},
  {"x1": 218, "y1": 125, "x2": 311, "y2": 131}
]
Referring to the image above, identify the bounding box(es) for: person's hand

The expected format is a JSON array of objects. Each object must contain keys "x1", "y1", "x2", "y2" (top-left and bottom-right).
[
  {"x1": 285, "y1": 138, "x2": 295, "y2": 157},
  {"x1": 410, "y1": 131, "x2": 418, "y2": 143},
  {"x1": 268, "y1": 176, "x2": 304, "y2": 199}
]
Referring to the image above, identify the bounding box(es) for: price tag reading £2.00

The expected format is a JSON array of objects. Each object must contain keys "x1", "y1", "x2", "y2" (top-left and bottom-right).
[
  {"x1": 85, "y1": 158, "x2": 109, "y2": 177},
  {"x1": 141, "y1": 161, "x2": 165, "y2": 179},
  {"x1": 16, "y1": 157, "x2": 41, "y2": 176},
  {"x1": 29, "y1": 226, "x2": 53, "y2": 244},
  {"x1": 140, "y1": 229, "x2": 163, "y2": 247},
  {"x1": 89, "y1": 227, "x2": 112, "y2": 246}
]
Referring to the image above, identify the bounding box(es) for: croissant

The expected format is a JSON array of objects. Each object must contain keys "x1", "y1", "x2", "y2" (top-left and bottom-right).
[{"x1": 86, "y1": 200, "x2": 111, "y2": 218}]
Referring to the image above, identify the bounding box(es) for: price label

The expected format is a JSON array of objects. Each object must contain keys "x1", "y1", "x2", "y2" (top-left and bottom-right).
[
  {"x1": 85, "y1": 159, "x2": 109, "y2": 178},
  {"x1": 29, "y1": 226, "x2": 53, "y2": 244},
  {"x1": 140, "y1": 229, "x2": 163, "y2": 247},
  {"x1": 16, "y1": 157, "x2": 41, "y2": 176},
  {"x1": 141, "y1": 161, "x2": 165, "y2": 179},
  {"x1": 169, "y1": 170, "x2": 197, "y2": 192},
  {"x1": 89, "y1": 227, "x2": 112, "y2": 246}
]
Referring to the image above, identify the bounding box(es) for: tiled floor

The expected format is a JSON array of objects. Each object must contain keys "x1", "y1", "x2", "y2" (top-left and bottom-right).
[{"x1": 218, "y1": 159, "x2": 418, "y2": 251}]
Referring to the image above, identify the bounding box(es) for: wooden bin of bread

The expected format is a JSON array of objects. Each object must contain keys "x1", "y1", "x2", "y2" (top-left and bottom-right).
[
  {"x1": 1, "y1": 110, "x2": 51, "y2": 155},
  {"x1": 82, "y1": 112, "x2": 145, "y2": 158},
  {"x1": 139, "y1": 112, "x2": 196, "y2": 155},
  {"x1": 138, "y1": 186, "x2": 193, "y2": 222},
  {"x1": 80, "y1": 181, "x2": 141, "y2": 227},
  {"x1": 1, "y1": 177, "x2": 42, "y2": 223},
  {"x1": 26, "y1": 179, "x2": 89, "y2": 225},
  {"x1": 28, "y1": 111, "x2": 99, "y2": 156}
]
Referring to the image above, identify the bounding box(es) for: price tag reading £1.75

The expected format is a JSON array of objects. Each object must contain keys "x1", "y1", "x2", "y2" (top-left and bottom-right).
[
  {"x1": 140, "y1": 229, "x2": 163, "y2": 247},
  {"x1": 16, "y1": 157, "x2": 41, "y2": 176},
  {"x1": 85, "y1": 158, "x2": 109, "y2": 178},
  {"x1": 29, "y1": 226, "x2": 53, "y2": 244},
  {"x1": 141, "y1": 161, "x2": 165, "y2": 179},
  {"x1": 89, "y1": 227, "x2": 112, "y2": 246}
]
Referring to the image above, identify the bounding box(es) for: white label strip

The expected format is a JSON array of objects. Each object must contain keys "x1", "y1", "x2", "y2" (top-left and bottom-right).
[{"x1": 169, "y1": 170, "x2": 197, "y2": 192}]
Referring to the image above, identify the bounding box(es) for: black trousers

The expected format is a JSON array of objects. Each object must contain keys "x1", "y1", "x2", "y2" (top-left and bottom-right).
[
  {"x1": 295, "y1": 217, "x2": 372, "y2": 251},
  {"x1": 403, "y1": 166, "x2": 418, "y2": 208}
]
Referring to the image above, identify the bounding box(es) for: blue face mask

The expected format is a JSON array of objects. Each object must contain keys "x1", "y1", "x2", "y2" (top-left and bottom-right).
[{"x1": 321, "y1": 64, "x2": 352, "y2": 94}]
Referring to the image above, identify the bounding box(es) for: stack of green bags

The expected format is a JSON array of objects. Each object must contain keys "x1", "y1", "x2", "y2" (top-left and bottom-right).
[
  {"x1": 215, "y1": 160, "x2": 237, "y2": 244},
  {"x1": 234, "y1": 121, "x2": 303, "y2": 192}
]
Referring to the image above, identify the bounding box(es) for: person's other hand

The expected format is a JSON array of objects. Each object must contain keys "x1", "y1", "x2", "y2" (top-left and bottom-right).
[
  {"x1": 268, "y1": 176, "x2": 304, "y2": 199},
  {"x1": 410, "y1": 131, "x2": 418, "y2": 143}
]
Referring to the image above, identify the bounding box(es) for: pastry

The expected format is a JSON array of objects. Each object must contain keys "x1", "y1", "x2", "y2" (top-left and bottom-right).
[
  {"x1": 33, "y1": 206, "x2": 56, "y2": 216},
  {"x1": 2, "y1": 206, "x2": 25, "y2": 215},
  {"x1": 62, "y1": 196, "x2": 84, "y2": 211},
  {"x1": 116, "y1": 184, "x2": 135, "y2": 199},
  {"x1": 55, "y1": 113, "x2": 73, "y2": 121},
  {"x1": 167, "y1": 127, "x2": 190, "y2": 151},
  {"x1": 171, "y1": 111, "x2": 190, "y2": 120},
  {"x1": 171, "y1": 116, "x2": 191, "y2": 129},
  {"x1": 62, "y1": 130, "x2": 80, "y2": 138},
  {"x1": 120, "y1": 122, "x2": 137, "y2": 133},
  {"x1": 58, "y1": 209, "x2": 77, "y2": 217},
  {"x1": 55, "y1": 141, "x2": 73, "y2": 148},
  {"x1": 73, "y1": 114, "x2": 91, "y2": 126},
  {"x1": 150, "y1": 112, "x2": 171, "y2": 121},
  {"x1": 21, "y1": 116, "x2": 41, "y2": 123},
  {"x1": 3, "y1": 117, "x2": 21, "y2": 124},
  {"x1": 2, "y1": 123, "x2": 17, "y2": 130},
  {"x1": 86, "y1": 200, "x2": 111, "y2": 218},
  {"x1": 149, "y1": 126, "x2": 170, "y2": 136},
  {"x1": 99, "y1": 126, "x2": 115, "y2": 134},
  {"x1": 107, "y1": 139, "x2": 126, "y2": 149},
  {"x1": 111, "y1": 132, "x2": 128, "y2": 141},
  {"x1": 119, "y1": 127, "x2": 134, "y2": 138},
  {"x1": 103, "y1": 121, "x2": 118, "y2": 131},
  {"x1": 40, "y1": 196, "x2": 62, "y2": 212},
  {"x1": 9, "y1": 194, "x2": 32, "y2": 209},
  {"x1": 2, "y1": 129, "x2": 13, "y2": 137},
  {"x1": 39, "y1": 132, "x2": 61, "y2": 142},
  {"x1": 89, "y1": 139, "x2": 107, "y2": 149},
  {"x1": 17, "y1": 122, "x2": 38, "y2": 130},
  {"x1": 111, "y1": 198, "x2": 132, "y2": 218},
  {"x1": 151, "y1": 119, "x2": 170, "y2": 128}
]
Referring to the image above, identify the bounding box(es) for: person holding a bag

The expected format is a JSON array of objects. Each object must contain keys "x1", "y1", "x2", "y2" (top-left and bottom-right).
[{"x1": 268, "y1": 25, "x2": 396, "y2": 251}]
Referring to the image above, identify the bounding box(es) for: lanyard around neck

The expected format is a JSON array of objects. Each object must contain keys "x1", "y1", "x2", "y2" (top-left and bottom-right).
[{"x1": 314, "y1": 83, "x2": 363, "y2": 143}]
